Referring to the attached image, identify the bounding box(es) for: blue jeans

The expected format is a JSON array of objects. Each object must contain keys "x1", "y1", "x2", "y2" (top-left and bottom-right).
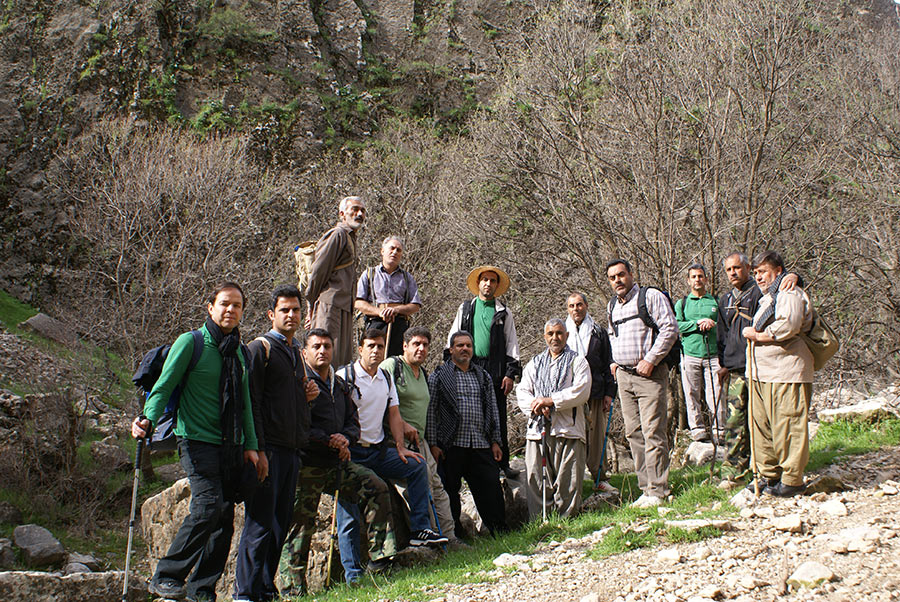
[{"x1": 154, "y1": 439, "x2": 240, "y2": 599}]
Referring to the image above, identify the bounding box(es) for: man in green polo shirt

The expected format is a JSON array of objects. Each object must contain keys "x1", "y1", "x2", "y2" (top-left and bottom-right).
[
  {"x1": 131, "y1": 282, "x2": 263, "y2": 601},
  {"x1": 381, "y1": 326, "x2": 458, "y2": 543},
  {"x1": 675, "y1": 264, "x2": 725, "y2": 443}
]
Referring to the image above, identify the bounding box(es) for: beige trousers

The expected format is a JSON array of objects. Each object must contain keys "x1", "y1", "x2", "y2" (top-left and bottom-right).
[
  {"x1": 617, "y1": 364, "x2": 670, "y2": 498},
  {"x1": 311, "y1": 301, "x2": 353, "y2": 367},
  {"x1": 749, "y1": 381, "x2": 811, "y2": 487},
  {"x1": 681, "y1": 354, "x2": 725, "y2": 442},
  {"x1": 524, "y1": 435, "x2": 586, "y2": 518}
]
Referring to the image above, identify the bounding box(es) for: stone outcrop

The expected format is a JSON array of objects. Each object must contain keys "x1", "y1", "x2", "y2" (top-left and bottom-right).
[
  {"x1": 18, "y1": 313, "x2": 78, "y2": 346},
  {"x1": 0, "y1": 570, "x2": 147, "y2": 602}
]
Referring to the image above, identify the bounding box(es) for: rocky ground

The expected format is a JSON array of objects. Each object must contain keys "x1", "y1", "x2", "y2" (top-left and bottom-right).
[{"x1": 422, "y1": 448, "x2": 900, "y2": 602}]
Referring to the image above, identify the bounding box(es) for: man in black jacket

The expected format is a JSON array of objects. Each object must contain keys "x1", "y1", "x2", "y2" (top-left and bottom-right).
[
  {"x1": 428, "y1": 331, "x2": 507, "y2": 537},
  {"x1": 235, "y1": 285, "x2": 317, "y2": 602},
  {"x1": 565, "y1": 292, "x2": 618, "y2": 494},
  {"x1": 446, "y1": 265, "x2": 521, "y2": 478},
  {"x1": 278, "y1": 329, "x2": 396, "y2": 597}
]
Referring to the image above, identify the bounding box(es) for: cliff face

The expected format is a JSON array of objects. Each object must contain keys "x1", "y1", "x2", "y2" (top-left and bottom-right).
[{"x1": 0, "y1": 0, "x2": 533, "y2": 299}]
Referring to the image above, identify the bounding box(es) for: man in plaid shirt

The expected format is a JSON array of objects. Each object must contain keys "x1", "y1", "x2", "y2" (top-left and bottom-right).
[
  {"x1": 427, "y1": 331, "x2": 508, "y2": 537},
  {"x1": 606, "y1": 259, "x2": 678, "y2": 508}
]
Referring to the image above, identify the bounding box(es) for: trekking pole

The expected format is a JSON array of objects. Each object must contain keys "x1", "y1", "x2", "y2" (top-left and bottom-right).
[
  {"x1": 122, "y1": 437, "x2": 144, "y2": 602},
  {"x1": 746, "y1": 341, "x2": 761, "y2": 499},
  {"x1": 325, "y1": 460, "x2": 345, "y2": 589},
  {"x1": 704, "y1": 335, "x2": 722, "y2": 482},
  {"x1": 593, "y1": 400, "x2": 615, "y2": 490},
  {"x1": 540, "y1": 414, "x2": 548, "y2": 522},
  {"x1": 385, "y1": 320, "x2": 394, "y2": 357}
]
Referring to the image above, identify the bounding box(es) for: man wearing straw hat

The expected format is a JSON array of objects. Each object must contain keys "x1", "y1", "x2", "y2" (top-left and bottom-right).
[{"x1": 447, "y1": 265, "x2": 522, "y2": 478}]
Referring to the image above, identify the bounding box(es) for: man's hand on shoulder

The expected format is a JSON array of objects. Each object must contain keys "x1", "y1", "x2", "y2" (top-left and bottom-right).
[{"x1": 780, "y1": 273, "x2": 799, "y2": 291}]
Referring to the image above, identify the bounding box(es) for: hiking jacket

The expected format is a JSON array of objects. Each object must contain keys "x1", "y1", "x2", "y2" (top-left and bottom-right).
[
  {"x1": 302, "y1": 363, "x2": 360, "y2": 467},
  {"x1": 143, "y1": 324, "x2": 257, "y2": 450},
  {"x1": 716, "y1": 279, "x2": 762, "y2": 373},
  {"x1": 675, "y1": 293, "x2": 719, "y2": 358},
  {"x1": 246, "y1": 333, "x2": 311, "y2": 452},
  {"x1": 426, "y1": 361, "x2": 500, "y2": 451},
  {"x1": 582, "y1": 324, "x2": 617, "y2": 401},
  {"x1": 446, "y1": 298, "x2": 521, "y2": 385}
]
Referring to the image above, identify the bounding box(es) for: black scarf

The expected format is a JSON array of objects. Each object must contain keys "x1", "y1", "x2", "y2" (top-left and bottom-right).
[
  {"x1": 205, "y1": 317, "x2": 244, "y2": 449},
  {"x1": 753, "y1": 271, "x2": 787, "y2": 332}
]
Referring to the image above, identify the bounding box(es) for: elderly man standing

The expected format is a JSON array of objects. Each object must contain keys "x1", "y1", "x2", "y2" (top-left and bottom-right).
[
  {"x1": 516, "y1": 319, "x2": 591, "y2": 518},
  {"x1": 447, "y1": 265, "x2": 521, "y2": 478},
  {"x1": 428, "y1": 331, "x2": 508, "y2": 536},
  {"x1": 606, "y1": 259, "x2": 678, "y2": 508},
  {"x1": 355, "y1": 236, "x2": 422, "y2": 358},
  {"x1": 306, "y1": 195, "x2": 366, "y2": 366},
  {"x1": 565, "y1": 292, "x2": 617, "y2": 494},
  {"x1": 742, "y1": 251, "x2": 813, "y2": 497}
]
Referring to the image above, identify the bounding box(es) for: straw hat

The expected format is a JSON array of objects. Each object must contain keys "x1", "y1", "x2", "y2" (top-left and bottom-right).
[{"x1": 466, "y1": 265, "x2": 511, "y2": 297}]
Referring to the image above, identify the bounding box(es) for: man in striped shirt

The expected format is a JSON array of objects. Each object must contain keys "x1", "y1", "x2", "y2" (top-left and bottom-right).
[{"x1": 606, "y1": 259, "x2": 678, "y2": 508}]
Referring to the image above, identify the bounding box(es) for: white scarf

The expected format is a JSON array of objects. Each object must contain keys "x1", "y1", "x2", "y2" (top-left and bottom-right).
[{"x1": 565, "y1": 313, "x2": 595, "y2": 356}]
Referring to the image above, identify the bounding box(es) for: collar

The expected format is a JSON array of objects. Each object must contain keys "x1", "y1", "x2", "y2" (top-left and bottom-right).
[
  {"x1": 353, "y1": 360, "x2": 385, "y2": 382},
  {"x1": 378, "y1": 264, "x2": 401, "y2": 275},
  {"x1": 618, "y1": 284, "x2": 639, "y2": 304}
]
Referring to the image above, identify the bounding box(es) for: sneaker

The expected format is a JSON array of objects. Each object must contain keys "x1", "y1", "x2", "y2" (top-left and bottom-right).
[
  {"x1": 409, "y1": 528, "x2": 449, "y2": 547},
  {"x1": 150, "y1": 578, "x2": 186, "y2": 600},
  {"x1": 630, "y1": 494, "x2": 662, "y2": 508},
  {"x1": 594, "y1": 480, "x2": 620, "y2": 495},
  {"x1": 769, "y1": 482, "x2": 806, "y2": 497}
]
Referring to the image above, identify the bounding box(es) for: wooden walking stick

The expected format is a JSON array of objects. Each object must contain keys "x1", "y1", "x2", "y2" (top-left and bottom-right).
[
  {"x1": 122, "y1": 438, "x2": 144, "y2": 602},
  {"x1": 746, "y1": 340, "x2": 761, "y2": 499},
  {"x1": 325, "y1": 461, "x2": 345, "y2": 588}
]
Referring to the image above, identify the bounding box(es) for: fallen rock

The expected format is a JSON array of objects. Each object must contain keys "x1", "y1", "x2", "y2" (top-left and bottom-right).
[
  {"x1": 18, "y1": 313, "x2": 78, "y2": 346},
  {"x1": 772, "y1": 514, "x2": 803, "y2": 533},
  {"x1": 664, "y1": 519, "x2": 733, "y2": 532},
  {"x1": 67, "y1": 552, "x2": 100, "y2": 571},
  {"x1": 817, "y1": 398, "x2": 899, "y2": 423},
  {"x1": 805, "y1": 475, "x2": 848, "y2": 494},
  {"x1": 64, "y1": 562, "x2": 91, "y2": 575},
  {"x1": 0, "y1": 501, "x2": 23, "y2": 525},
  {"x1": 656, "y1": 547, "x2": 683, "y2": 563},
  {"x1": 685, "y1": 441, "x2": 715, "y2": 465},
  {"x1": 0, "y1": 570, "x2": 148, "y2": 601},
  {"x1": 729, "y1": 488, "x2": 756, "y2": 508},
  {"x1": 493, "y1": 552, "x2": 529, "y2": 567},
  {"x1": 697, "y1": 584, "x2": 723, "y2": 599},
  {"x1": 0, "y1": 538, "x2": 16, "y2": 568},
  {"x1": 819, "y1": 499, "x2": 848, "y2": 516},
  {"x1": 787, "y1": 561, "x2": 835, "y2": 590},
  {"x1": 12, "y1": 524, "x2": 66, "y2": 567}
]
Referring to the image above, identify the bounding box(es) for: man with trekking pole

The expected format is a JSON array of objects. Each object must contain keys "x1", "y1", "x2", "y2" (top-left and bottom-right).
[
  {"x1": 742, "y1": 251, "x2": 814, "y2": 498},
  {"x1": 278, "y1": 328, "x2": 396, "y2": 596},
  {"x1": 516, "y1": 318, "x2": 591, "y2": 518},
  {"x1": 355, "y1": 236, "x2": 423, "y2": 358},
  {"x1": 565, "y1": 292, "x2": 617, "y2": 495},
  {"x1": 130, "y1": 282, "x2": 263, "y2": 602}
]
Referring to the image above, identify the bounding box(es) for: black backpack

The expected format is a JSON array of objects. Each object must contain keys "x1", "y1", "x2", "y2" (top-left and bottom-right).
[
  {"x1": 387, "y1": 355, "x2": 427, "y2": 389},
  {"x1": 132, "y1": 330, "x2": 204, "y2": 451},
  {"x1": 607, "y1": 286, "x2": 682, "y2": 371}
]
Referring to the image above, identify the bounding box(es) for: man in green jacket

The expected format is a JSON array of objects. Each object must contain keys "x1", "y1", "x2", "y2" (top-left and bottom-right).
[
  {"x1": 674, "y1": 264, "x2": 725, "y2": 443},
  {"x1": 132, "y1": 282, "x2": 264, "y2": 601}
]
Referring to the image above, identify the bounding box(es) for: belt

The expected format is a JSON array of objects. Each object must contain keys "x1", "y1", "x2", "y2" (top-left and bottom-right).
[{"x1": 618, "y1": 365, "x2": 638, "y2": 375}]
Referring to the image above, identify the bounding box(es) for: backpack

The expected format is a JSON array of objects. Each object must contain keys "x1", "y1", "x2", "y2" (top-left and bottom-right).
[
  {"x1": 132, "y1": 330, "x2": 205, "y2": 451},
  {"x1": 801, "y1": 308, "x2": 839, "y2": 371},
  {"x1": 607, "y1": 286, "x2": 682, "y2": 371},
  {"x1": 294, "y1": 228, "x2": 354, "y2": 297},
  {"x1": 387, "y1": 355, "x2": 427, "y2": 389}
]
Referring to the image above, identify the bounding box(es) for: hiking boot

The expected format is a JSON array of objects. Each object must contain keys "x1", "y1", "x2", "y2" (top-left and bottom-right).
[
  {"x1": 501, "y1": 466, "x2": 521, "y2": 479},
  {"x1": 367, "y1": 556, "x2": 392, "y2": 574},
  {"x1": 744, "y1": 478, "x2": 778, "y2": 495},
  {"x1": 409, "y1": 528, "x2": 449, "y2": 546},
  {"x1": 630, "y1": 494, "x2": 662, "y2": 508},
  {"x1": 149, "y1": 578, "x2": 186, "y2": 600},
  {"x1": 594, "y1": 480, "x2": 620, "y2": 495},
  {"x1": 769, "y1": 482, "x2": 806, "y2": 498}
]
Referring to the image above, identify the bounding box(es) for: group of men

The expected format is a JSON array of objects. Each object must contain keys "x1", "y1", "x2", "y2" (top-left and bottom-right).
[{"x1": 130, "y1": 194, "x2": 817, "y2": 601}]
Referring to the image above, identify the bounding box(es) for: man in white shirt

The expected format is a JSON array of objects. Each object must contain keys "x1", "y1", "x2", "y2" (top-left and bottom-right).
[
  {"x1": 336, "y1": 328, "x2": 447, "y2": 578},
  {"x1": 516, "y1": 319, "x2": 591, "y2": 517}
]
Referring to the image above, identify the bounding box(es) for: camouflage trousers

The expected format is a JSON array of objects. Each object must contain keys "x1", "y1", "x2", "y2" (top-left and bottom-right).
[
  {"x1": 278, "y1": 461, "x2": 397, "y2": 595},
  {"x1": 722, "y1": 373, "x2": 751, "y2": 475}
]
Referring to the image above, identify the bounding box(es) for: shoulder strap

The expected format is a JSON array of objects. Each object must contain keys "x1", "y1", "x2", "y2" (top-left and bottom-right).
[
  {"x1": 390, "y1": 356, "x2": 404, "y2": 388},
  {"x1": 637, "y1": 286, "x2": 660, "y2": 332},
  {"x1": 402, "y1": 269, "x2": 411, "y2": 305},
  {"x1": 366, "y1": 266, "x2": 375, "y2": 304},
  {"x1": 185, "y1": 329, "x2": 204, "y2": 379},
  {"x1": 253, "y1": 336, "x2": 272, "y2": 365}
]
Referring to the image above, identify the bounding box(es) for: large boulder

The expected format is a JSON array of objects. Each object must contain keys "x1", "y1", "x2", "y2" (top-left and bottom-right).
[
  {"x1": 18, "y1": 313, "x2": 78, "y2": 346},
  {"x1": 0, "y1": 570, "x2": 147, "y2": 602},
  {"x1": 12, "y1": 524, "x2": 66, "y2": 568},
  {"x1": 817, "y1": 398, "x2": 900, "y2": 423}
]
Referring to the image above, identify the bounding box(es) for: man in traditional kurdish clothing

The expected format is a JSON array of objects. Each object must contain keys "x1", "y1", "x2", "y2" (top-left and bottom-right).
[
  {"x1": 306, "y1": 196, "x2": 366, "y2": 366},
  {"x1": 516, "y1": 319, "x2": 591, "y2": 517}
]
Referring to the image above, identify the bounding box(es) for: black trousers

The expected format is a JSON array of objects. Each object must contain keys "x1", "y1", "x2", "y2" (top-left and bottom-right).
[
  {"x1": 439, "y1": 446, "x2": 507, "y2": 536},
  {"x1": 365, "y1": 316, "x2": 409, "y2": 358},
  {"x1": 154, "y1": 439, "x2": 239, "y2": 599},
  {"x1": 472, "y1": 356, "x2": 511, "y2": 471},
  {"x1": 234, "y1": 445, "x2": 301, "y2": 601}
]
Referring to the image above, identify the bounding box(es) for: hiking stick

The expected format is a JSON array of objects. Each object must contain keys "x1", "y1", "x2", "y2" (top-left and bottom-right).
[
  {"x1": 540, "y1": 414, "x2": 548, "y2": 522},
  {"x1": 325, "y1": 461, "x2": 345, "y2": 589},
  {"x1": 385, "y1": 320, "x2": 394, "y2": 357},
  {"x1": 704, "y1": 336, "x2": 722, "y2": 482},
  {"x1": 122, "y1": 438, "x2": 144, "y2": 602},
  {"x1": 746, "y1": 341, "x2": 761, "y2": 499},
  {"x1": 593, "y1": 400, "x2": 615, "y2": 489}
]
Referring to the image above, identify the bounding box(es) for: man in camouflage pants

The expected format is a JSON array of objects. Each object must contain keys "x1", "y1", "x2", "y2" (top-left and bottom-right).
[{"x1": 278, "y1": 329, "x2": 396, "y2": 595}]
